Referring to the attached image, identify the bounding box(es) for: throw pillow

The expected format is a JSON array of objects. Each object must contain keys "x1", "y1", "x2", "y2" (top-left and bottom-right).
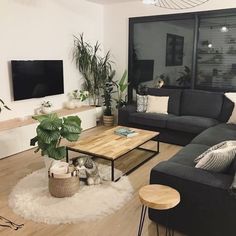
[
  {"x1": 195, "y1": 145, "x2": 236, "y2": 172},
  {"x1": 146, "y1": 95, "x2": 169, "y2": 114},
  {"x1": 225, "y1": 93, "x2": 236, "y2": 124},
  {"x1": 195, "y1": 140, "x2": 236, "y2": 163},
  {"x1": 136, "y1": 94, "x2": 148, "y2": 113}
]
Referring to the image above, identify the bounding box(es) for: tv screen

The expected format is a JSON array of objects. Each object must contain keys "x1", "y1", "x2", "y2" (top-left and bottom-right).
[{"x1": 11, "y1": 60, "x2": 64, "y2": 101}]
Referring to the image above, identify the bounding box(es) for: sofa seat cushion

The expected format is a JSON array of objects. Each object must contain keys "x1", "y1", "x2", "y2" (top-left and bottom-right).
[
  {"x1": 167, "y1": 116, "x2": 219, "y2": 134},
  {"x1": 169, "y1": 144, "x2": 210, "y2": 167},
  {"x1": 192, "y1": 123, "x2": 236, "y2": 146},
  {"x1": 129, "y1": 113, "x2": 175, "y2": 128}
]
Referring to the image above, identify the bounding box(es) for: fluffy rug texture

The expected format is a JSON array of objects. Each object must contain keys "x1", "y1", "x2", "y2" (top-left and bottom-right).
[{"x1": 9, "y1": 164, "x2": 133, "y2": 224}]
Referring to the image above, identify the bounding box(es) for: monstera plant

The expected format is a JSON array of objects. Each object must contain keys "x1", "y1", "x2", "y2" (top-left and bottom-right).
[{"x1": 30, "y1": 113, "x2": 82, "y2": 160}]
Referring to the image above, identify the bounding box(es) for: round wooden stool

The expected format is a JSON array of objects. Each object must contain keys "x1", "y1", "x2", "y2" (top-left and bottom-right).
[{"x1": 137, "y1": 184, "x2": 180, "y2": 236}]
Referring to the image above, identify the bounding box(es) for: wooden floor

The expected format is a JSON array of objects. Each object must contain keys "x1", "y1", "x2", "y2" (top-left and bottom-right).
[{"x1": 0, "y1": 126, "x2": 184, "y2": 236}]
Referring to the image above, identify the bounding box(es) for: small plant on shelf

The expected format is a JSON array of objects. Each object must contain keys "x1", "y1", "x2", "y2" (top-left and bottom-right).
[
  {"x1": 41, "y1": 101, "x2": 53, "y2": 114},
  {"x1": 41, "y1": 101, "x2": 52, "y2": 108},
  {"x1": 68, "y1": 90, "x2": 89, "y2": 102},
  {"x1": 176, "y1": 66, "x2": 191, "y2": 87},
  {"x1": 30, "y1": 113, "x2": 82, "y2": 161}
]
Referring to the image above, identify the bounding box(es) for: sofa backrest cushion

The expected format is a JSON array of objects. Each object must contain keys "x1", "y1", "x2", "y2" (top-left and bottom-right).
[
  {"x1": 147, "y1": 88, "x2": 182, "y2": 115},
  {"x1": 218, "y1": 95, "x2": 235, "y2": 122},
  {"x1": 181, "y1": 90, "x2": 223, "y2": 119}
]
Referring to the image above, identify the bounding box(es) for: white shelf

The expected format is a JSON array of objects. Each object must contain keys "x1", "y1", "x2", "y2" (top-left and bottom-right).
[{"x1": 0, "y1": 106, "x2": 97, "y2": 159}]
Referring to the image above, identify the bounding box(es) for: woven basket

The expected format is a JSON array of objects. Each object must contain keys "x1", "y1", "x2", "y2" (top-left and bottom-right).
[{"x1": 48, "y1": 168, "x2": 80, "y2": 198}]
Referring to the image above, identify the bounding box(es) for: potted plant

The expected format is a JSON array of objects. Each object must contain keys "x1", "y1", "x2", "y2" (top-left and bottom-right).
[
  {"x1": 176, "y1": 66, "x2": 191, "y2": 87},
  {"x1": 41, "y1": 101, "x2": 53, "y2": 114},
  {"x1": 114, "y1": 70, "x2": 129, "y2": 109},
  {"x1": 0, "y1": 99, "x2": 10, "y2": 113},
  {"x1": 102, "y1": 70, "x2": 116, "y2": 126},
  {"x1": 73, "y1": 34, "x2": 102, "y2": 106},
  {"x1": 73, "y1": 33, "x2": 113, "y2": 121},
  {"x1": 30, "y1": 113, "x2": 82, "y2": 170},
  {"x1": 66, "y1": 90, "x2": 89, "y2": 109}
]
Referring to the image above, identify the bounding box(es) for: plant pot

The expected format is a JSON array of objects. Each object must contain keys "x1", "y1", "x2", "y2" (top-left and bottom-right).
[
  {"x1": 65, "y1": 100, "x2": 76, "y2": 110},
  {"x1": 41, "y1": 106, "x2": 52, "y2": 114},
  {"x1": 95, "y1": 106, "x2": 103, "y2": 121},
  {"x1": 103, "y1": 115, "x2": 114, "y2": 126}
]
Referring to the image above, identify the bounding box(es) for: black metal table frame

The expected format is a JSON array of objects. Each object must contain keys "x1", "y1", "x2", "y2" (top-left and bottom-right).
[
  {"x1": 66, "y1": 137, "x2": 159, "y2": 182},
  {"x1": 138, "y1": 205, "x2": 174, "y2": 236}
]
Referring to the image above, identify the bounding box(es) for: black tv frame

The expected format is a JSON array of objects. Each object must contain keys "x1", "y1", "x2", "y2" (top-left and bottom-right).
[{"x1": 11, "y1": 60, "x2": 64, "y2": 101}]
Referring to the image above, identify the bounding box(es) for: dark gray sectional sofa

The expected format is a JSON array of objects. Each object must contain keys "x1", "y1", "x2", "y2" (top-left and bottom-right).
[
  {"x1": 118, "y1": 88, "x2": 236, "y2": 236},
  {"x1": 150, "y1": 123, "x2": 236, "y2": 236},
  {"x1": 118, "y1": 88, "x2": 234, "y2": 145}
]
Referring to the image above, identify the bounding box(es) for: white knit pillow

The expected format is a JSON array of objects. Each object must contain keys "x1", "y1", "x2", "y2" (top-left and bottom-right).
[
  {"x1": 146, "y1": 95, "x2": 169, "y2": 114},
  {"x1": 195, "y1": 144, "x2": 236, "y2": 172},
  {"x1": 225, "y1": 93, "x2": 236, "y2": 124}
]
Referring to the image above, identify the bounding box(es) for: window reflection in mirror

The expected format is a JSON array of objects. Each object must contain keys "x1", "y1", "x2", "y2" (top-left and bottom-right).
[
  {"x1": 130, "y1": 18, "x2": 195, "y2": 98},
  {"x1": 196, "y1": 15, "x2": 236, "y2": 91}
]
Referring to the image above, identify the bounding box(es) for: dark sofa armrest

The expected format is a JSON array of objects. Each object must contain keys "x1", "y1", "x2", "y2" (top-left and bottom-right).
[
  {"x1": 118, "y1": 104, "x2": 137, "y2": 126},
  {"x1": 150, "y1": 161, "x2": 232, "y2": 190}
]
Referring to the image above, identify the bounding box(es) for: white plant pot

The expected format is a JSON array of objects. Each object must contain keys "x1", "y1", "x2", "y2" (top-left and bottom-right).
[
  {"x1": 65, "y1": 100, "x2": 76, "y2": 110},
  {"x1": 41, "y1": 106, "x2": 52, "y2": 114},
  {"x1": 74, "y1": 100, "x2": 81, "y2": 108},
  {"x1": 95, "y1": 106, "x2": 103, "y2": 121}
]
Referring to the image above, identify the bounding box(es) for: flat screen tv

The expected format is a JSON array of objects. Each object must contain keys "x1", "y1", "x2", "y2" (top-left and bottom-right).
[{"x1": 11, "y1": 60, "x2": 64, "y2": 101}]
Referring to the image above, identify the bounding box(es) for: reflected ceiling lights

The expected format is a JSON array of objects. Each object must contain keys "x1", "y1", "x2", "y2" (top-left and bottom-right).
[
  {"x1": 220, "y1": 26, "x2": 229, "y2": 33},
  {"x1": 142, "y1": 0, "x2": 209, "y2": 9}
]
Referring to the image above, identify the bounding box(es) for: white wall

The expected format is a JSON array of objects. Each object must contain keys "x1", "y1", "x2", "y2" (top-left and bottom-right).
[
  {"x1": 103, "y1": 0, "x2": 236, "y2": 79},
  {"x1": 0, "y1": 0, "x2": 103, "y2": 121}
]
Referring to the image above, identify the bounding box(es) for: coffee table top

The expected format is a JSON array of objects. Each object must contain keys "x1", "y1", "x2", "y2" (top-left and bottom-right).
[
  {"x1": 70, "y1": 126, "x2": 159, "y2": 160},
  {"x1": 139, "y1": 184, "x2": 180, "y2": 210}
]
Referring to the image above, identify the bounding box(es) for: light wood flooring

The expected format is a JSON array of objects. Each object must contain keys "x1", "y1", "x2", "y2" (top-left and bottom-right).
[{"x1": 0, "y1": 126, "x2": 184, "y2": 236}]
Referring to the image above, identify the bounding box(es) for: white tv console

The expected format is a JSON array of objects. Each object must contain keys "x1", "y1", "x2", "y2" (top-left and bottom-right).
[{"x1": 0, "y1": 106, "x2": 97, "y2": 159}]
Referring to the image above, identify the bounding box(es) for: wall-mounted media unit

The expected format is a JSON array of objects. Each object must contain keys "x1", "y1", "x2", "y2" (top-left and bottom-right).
[{"x1": 11, "y1": 60, "x2": 64, "y2": 101}]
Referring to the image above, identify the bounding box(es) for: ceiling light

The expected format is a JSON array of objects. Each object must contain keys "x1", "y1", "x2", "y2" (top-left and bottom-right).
[
  {"x1": 142, "y1": 0, "x2": 156, "y2": 4},
  {"x1": 220, "y1": 26, "x2": 229, "y2": 33},
  {"x1": 142, "y1": 0, "x2": 209, "y2": 9}
]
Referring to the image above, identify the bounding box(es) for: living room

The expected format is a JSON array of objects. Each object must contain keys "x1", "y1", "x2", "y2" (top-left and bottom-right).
[{"x1": 1, "y1": 0, "x2": 236, "y2": 235}]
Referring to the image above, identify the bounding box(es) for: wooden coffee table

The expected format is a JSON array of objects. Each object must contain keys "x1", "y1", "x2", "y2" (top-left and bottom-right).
[{"x1": 66, "y1": 126, "x2": 159, "y2": 181}]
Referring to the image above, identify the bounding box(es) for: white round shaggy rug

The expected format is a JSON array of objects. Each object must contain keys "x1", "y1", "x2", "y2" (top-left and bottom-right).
[{"x1": 9, "y1": 164, "x2": 133, "y2": 224}]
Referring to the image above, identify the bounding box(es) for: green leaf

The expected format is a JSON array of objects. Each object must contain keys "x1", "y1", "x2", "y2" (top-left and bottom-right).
[
  {"x1": 63, "y1": 116, "x2": 81, "y2": 127},
  {"x1": 39, "y1": 117, "x2": 62, "y2": 131},
  {"x1": 61, "y1": 124, "x2": 82, "y2": 134},
  {"x1": 61, "y1": 132, "x2": 80, "y2": 142},
  {"x1": 47, "y1": 146, "x2": 67, "y2": 160},
  {"x1": 119, "y1": 70, "x2": 128, "y2": 92},
  {"x1": 36, "y1": 127, "x2": 60, "y2": 144},
  {"x1": 32, "y1": 113, "x2": 59, "y2": 122}
]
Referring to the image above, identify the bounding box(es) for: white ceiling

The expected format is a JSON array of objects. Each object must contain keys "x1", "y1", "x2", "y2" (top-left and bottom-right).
[{"x1": 87, "y1": 0, "x2": 139, "y2": 4}]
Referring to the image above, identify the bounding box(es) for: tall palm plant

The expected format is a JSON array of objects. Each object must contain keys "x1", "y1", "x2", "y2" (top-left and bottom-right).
[{"x1": 73, "y1": 34, "x2": 104, "y2": 106}]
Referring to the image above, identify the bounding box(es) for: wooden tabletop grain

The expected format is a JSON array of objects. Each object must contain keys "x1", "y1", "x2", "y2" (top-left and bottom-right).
[{"x1": 70, "y1": 126, "x2": 159, "y2": 160}]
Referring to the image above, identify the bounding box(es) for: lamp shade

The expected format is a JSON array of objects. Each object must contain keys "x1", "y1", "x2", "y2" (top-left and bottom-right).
[{"x1": 143, "y1": 0, "x2": 209, "y2": 9}]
